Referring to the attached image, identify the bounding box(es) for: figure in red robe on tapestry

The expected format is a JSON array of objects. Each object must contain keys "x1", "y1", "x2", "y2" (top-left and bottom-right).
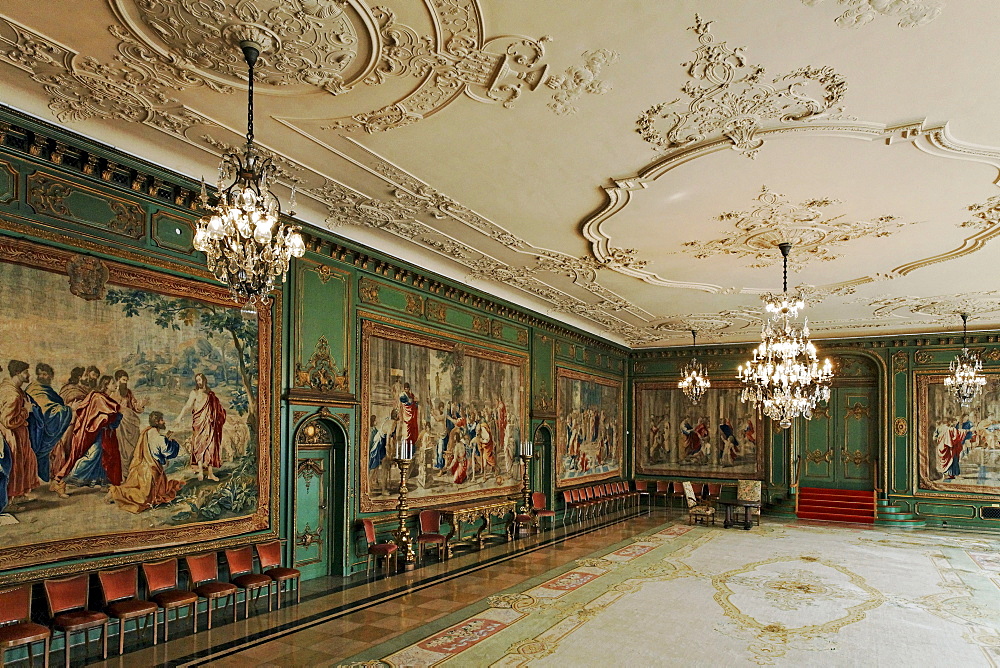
[
  {"x1": 49, "y1": 366, "x2": 88, "y2": 491},
  {"x1": 54, "y1": 375, "x2": 123, "y2": 493},
  {"x1": 475, "y1": 421, "x2": 497, "y2": 476},
  {"x1": 450, "y1": 432, "x2": 469, "y2": 484},
  {"x1": 108, "y1": 411, "x2": 183, "y2": 513},
  {"x1": 398, "y1": 382, "x2": 419, "y2": 446},
  {"x1": 0, "y1": 360, "x2": 39, "y2": 510},
  {"x1": 173, "y1": 372, "x2": 226, "y2": 482}
]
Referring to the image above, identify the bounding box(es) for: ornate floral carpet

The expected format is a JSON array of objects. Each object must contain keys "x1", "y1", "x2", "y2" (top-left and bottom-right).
[{"x1": 341, "y1": 521, "x2": 1000, "y2": 666}]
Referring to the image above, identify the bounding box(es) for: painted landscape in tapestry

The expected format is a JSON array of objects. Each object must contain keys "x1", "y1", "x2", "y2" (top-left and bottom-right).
[
  {"x1": 919, "y1": 374, "x2": 1000, "y2": 493},
  {"x1": 555, "y1": 371, "x2": 622, "y2": 487},
  {"x1": 363, "y1": 325, "x2": 524, "y2": 511},
  {"x1": 634, "y1": 383, "x2": 760, "y2": 478},
  {"x1": 0, "y1": 259, "x2": 258, "y2": 553}
]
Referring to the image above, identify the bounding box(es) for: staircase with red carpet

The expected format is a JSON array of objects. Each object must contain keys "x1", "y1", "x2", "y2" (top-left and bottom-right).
[{"x1": 797, "y1": 487, "x2": 875, "y2": 524}]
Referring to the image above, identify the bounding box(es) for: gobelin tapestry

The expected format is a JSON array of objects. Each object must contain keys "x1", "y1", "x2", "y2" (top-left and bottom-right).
[
  {"x1": 360, "y1": 319, "x2": 526, "y2": 512},
  {"x1": 555, "y1": 368, "x2": 622, "y2": 488},
  {"x1": 0, "y1": 235, "x2": 273, "y2": 573},
  {"x1": 918, "y1": 373, "x2": 1000, "y2": 494},
  {"x1": 634, "y1": 381, "x2": 762, "y2": 479}
]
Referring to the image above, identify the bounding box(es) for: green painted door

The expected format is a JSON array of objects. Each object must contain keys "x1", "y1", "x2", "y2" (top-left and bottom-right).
[
  {"x1": 798, "y1": 385, "x2": 877, "y2": 491},
  {"x1": 294, "y1": 448, "x2": 331, "y2": 580}
]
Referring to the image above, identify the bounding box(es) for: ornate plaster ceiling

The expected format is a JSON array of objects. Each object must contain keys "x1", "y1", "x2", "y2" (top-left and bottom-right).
[{"x1": 1, "y1": 0, "x2": 999, "y2": 347}]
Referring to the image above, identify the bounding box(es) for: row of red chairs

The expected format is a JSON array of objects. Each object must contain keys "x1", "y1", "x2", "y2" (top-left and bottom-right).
[
  {"x1": 560, "y1": 481, "x2": 640, "y2": 526},
  {"x1": 0, "y1": 541, "x2": 299, "y2": 668}
]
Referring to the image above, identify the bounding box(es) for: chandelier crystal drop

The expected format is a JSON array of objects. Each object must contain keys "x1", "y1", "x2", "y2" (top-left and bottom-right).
[
  {"x1": 738, "y1": 242, "x2": 833, "y2": 429},
  {"x1": 678, "y1": 330, "x2": 711, "y2": 404},
  {"x1": 193, "y1": 40, "x2": 305, "y2": 307},
  {"x1": 944, "y1": 313, "x2": 986, "y2": 407}
]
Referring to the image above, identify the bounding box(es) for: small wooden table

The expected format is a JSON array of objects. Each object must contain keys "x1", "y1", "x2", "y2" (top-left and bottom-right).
[
  {"x1": 720, "y1": 500, "x2": 761, "y2": 530},
  {"x1": 438, "y1": 498, "x2": 518, "y2": 555}
]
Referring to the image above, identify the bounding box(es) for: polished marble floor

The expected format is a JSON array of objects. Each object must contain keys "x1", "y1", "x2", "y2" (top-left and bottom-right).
[{"x1": 87, "y1": 507, "x2": 664, "y2": 667}]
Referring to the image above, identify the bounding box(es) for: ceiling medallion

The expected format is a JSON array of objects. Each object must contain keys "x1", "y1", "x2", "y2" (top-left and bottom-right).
[
  {"x1": 678, "y1": 330, "x2": 711, "y2": 405},
  {"x1": 739, "y1": 243, "x2": 833, "y2": 428},
  {"x1": 683, "y1": 186, "x2": 911, "y2": 271},
  {"x1": 636, "y1": 15, "x2": 847, "y2": 157},
  {"x1": 194, "y1": 40, "x2": 305, "y2": 306},
  {"x1": 945, "y1": 313, "x2": 986, "y2": 407}
]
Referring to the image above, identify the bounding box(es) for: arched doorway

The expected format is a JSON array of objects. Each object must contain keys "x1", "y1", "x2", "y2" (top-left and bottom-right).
[
  {"x1": 293, "y1": 412, "x2": 348, "y2": 579},
  {"x1": 532, "y1": 422, "x2": 553, "y2": 499}
]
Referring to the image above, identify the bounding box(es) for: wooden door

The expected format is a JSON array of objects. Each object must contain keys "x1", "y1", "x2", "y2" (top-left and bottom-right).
[{"x1": 798, "y1": 385, "x2": 877, "y2": 491}]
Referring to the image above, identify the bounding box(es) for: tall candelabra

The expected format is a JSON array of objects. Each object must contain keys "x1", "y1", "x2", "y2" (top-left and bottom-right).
[
  {"x1": 518, "y1": 440, "x2": 537, "y2": 514},
  {"x1": 391, "y1": 439, "x2": 416, "y2": 569}
]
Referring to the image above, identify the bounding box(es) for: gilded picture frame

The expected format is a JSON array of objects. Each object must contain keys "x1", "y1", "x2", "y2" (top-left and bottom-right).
[{"x1": 0, "y1": 234, "x2": 277, "y2": 580}]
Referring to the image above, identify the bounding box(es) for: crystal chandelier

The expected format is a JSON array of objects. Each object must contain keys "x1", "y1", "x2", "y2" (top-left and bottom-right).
[
  {"x1": 678, "y1": 330, "x2": 711, "y2": 404},
  {"x1": 193, "y1": 40, "x2": 305, "y2": 306},
  {"x1": 944, "y1": 313, "x2": 986, "y2": 407},
  {"x1": 738, "y1": 243, "x2": 833, "y2": 429}
]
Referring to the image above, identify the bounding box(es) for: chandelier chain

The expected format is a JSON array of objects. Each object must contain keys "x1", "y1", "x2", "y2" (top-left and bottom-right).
[{"x1": 246, "y1": 52, "x2": 254, "y2": 146}]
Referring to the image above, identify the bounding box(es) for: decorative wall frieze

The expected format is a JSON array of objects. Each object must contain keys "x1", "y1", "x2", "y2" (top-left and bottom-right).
[
  {"x1": 635, "y1": 15, "x2": 848, "y2": 157},
  {"x1": 681, "y1": 186, "x2": 914, "y2": 272},
  {"x1": 801, "y1": 0, "x2": 943, "y2": 29},
  {"x1": 547, "y1": 49, "x2": 618, "y2": 116},
  {"x1": 867, "y1": 293, "x2": 1000, "y2": 320}
]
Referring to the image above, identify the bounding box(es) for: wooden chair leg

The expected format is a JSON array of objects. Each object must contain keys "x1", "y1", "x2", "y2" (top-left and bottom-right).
[
  {"x1": 119, "y1": 618, "x2": 125, "y2": 655},
  {"x1": 231, "y1": 593, "x2": 237, "y2": 623},
  {"x1": 44, "y1": 636, "x2": 50, "y2": 668},
  {"x1": 63, "y1": 630, "x2": 69, "y2": 668},
  {"x1": 207, "y1": 599, "x2": 213, "y2": 631}
]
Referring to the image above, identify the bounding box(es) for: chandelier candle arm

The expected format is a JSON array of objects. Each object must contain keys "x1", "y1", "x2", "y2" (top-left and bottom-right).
[
  {"x1": 679, "y1": 329, "x2": 711, "y2": 405},
  {"x1": 945, "y1": 312, "x2": 987, "y2": 407},
  {"x1": 192, "y1": 39, "x2": 306, "y2": 307},
  {"x1": 738, "y1": 242, "x2": 833, "y2": 428}
]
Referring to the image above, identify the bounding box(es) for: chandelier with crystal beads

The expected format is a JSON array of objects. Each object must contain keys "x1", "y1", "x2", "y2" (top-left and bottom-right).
[
  {"x1": 678, "y1": 330, "x2": 711, "y2": 404},
  {"x1": 945, "y1": 313, "x2": 986, "y2": 407},
  {"x1": 738, "y1": 242, "x2": 833, "y2": 429},
  {"x1": 193, "y1": 40, "x2": 305, "y2": 307}
]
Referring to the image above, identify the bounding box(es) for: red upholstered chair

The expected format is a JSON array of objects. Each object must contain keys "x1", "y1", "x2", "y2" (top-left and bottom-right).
[
  {"x1": 184, "y1": 553, "x2": 237, "y2": 631},
  {"x1": 634, "y1": 480, "x2": 652, "y2": 512},
  {"x1": 670, "y1": 481, "x2": 686, "y2": 510},
  {"x1": 141, "y1": 558, "x2": 198, "y2": 642},
  {"x1": 415, "y1": 510, "x2": 448, "y2": 565},
  {"x1": 224, "y1": 547, "x2": 273, "y2": 619},
  {"x1": 255, "y1": 541, "x2": 301, "y2": 609},
  {"x1": 531, "y1": 492, "x2": 557, "y2": 530},
  {"x1": 97, "y1": 566, "x2": 158, "y2": 656},
  {"x1": 511, "y1": 508, "x2": 535, "y2": 538},
  {"x1": 43, "y1": 574, "x2": 108, "y2": 668},
  {"x1": 654, "y1": 480, "x2": 671, "y2": 508},
  {"x1": 704, "y1": 483, "x2": 722, "y2": 507},
  {"x1": 0, "y1": 585, "x2": 50, "y2": 668},
  {"x1": 560, "y1": 490, "x2": 578, "y2": 526},
  {"x1": 362, "y1": 519, "x2": 398, "y2": 575}
]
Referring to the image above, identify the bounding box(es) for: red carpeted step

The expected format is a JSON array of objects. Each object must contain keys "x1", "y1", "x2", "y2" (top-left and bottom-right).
[{"x1": 797, "y1": 487, "x2": 874, "y2": 524}]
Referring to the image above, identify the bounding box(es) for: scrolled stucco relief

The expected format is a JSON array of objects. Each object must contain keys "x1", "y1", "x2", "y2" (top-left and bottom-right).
[
  {"x1": 866, "y1": 293, "x2": 1000, "y2": 320},
  {"x1": 801, "y1": 0, "x2": 943, "y2": 29},
  {"x1": 635, "y1": 15, "x2": 847, "y2": 158},
  {"x1": 114, "y1": 0, "x2": 368, "y2": 95},
  {"x1": 960, "y1": 195, "x2": 1000, "y2": 231},
  {"x1": 681, "y1": 186, "x2": 914, "y2": 272},
  {"x1": 547, "y1": 49, "x2": 618, "y2": 116},
  {"x1": 0, "y1": 16, "x2": 219, "y2": 138}
]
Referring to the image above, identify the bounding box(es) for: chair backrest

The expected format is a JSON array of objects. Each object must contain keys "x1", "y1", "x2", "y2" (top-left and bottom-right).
[
  {"x1": 142, "y1": 559, "x2": 180, "y2": 595},
  {"x1": 255, "y1": 541, "x2": 282, "y2": 570},
  {"x1": 737, "y1": 480, "x2": 762, "y2": 503},
  {"x1": 562, "y1": 490, "x2": 573, "y2": 505},
  {"x1": 681, "y1": 481, "x2": 699, "y2": 509},
  {"x1": 44, "y1": 574, "x2": 90, "y2": 616},
  {"x1": 98, "y1": 566, "x2": 138, "y2": 605},
  {"x1": 362, "y1": 518, "x2": 377, "y2": 545},
  {"x1": 655, "y1": 480, "x2": 669, "y2": 493},
  {"x1": 634, "y1": 480, "x2": 648, "y2": 492},
  {"x1": 418, "y1": 509, "x2": 442, "y2": 534},
  {"x1": 671, "y1": 481, "x2": 685, "y2": 494},
  {"x1": 185, "y1": 553, "x2": 220, "y2": 586},
  {"x1": 707, "y1": 483, "x2": 722, "y2": 496},
  {"x1": 531, "y1": 491, "x2": 547, "y2": 511},
  {"x1": 224, "y1": 546, "x2": 255, "y2": 578},
  {"x1": 0, "y1": 585, "x2": 32, "y2": 624}
]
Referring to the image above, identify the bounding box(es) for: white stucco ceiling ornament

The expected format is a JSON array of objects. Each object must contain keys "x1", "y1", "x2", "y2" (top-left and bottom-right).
[
  {"x1": 111, "y1": 0, "x2": 376, "y2": 95},
  {"x1": 867, "y1": 293, "x2": 1000, "y2": 320},
  {"x1": 800, "y1": 0, "x2": 943, "y2": 28},
  {"x1": 681, "y1": 186, "x2": 914, "y2": 272},
  {"x1": 635, "y1": 15, "x2": 848, "y2": 158},
  {"x1": 546, "y1": 49, "x2": 619, "y2": 116}
]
